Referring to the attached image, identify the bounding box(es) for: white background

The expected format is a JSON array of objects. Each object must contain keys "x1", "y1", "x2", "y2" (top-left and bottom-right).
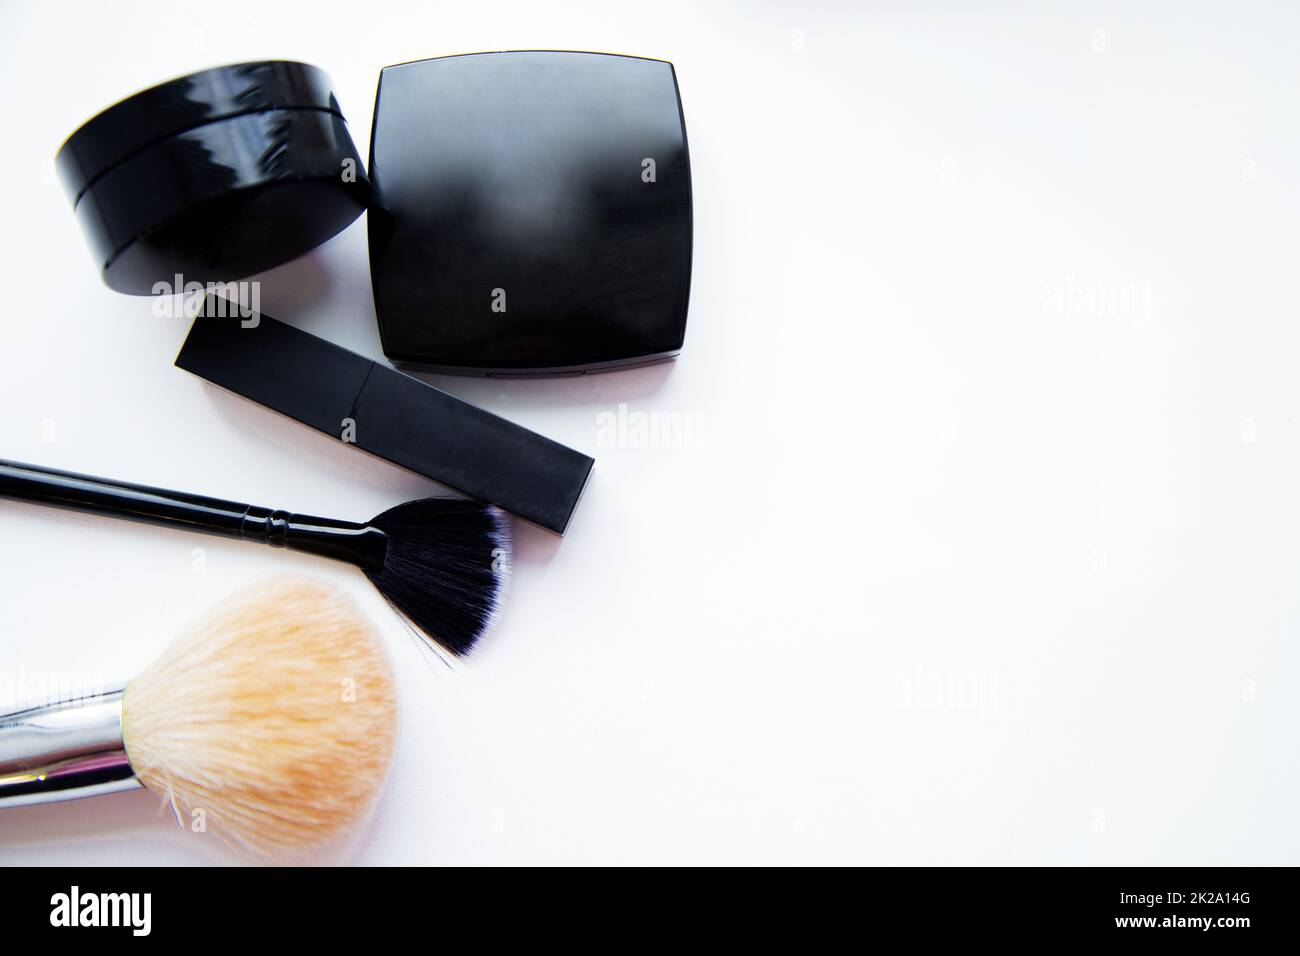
[{"x1": 1, "y1": 0, "x2": 1298, "y2": 865}]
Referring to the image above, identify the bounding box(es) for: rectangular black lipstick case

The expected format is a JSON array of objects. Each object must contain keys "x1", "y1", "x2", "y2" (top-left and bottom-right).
[{"x1": 175, "y1": 301, "x2": 594, "y2": 533}]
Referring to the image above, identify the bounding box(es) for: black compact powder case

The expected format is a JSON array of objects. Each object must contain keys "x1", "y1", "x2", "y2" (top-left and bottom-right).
[
  {"x1": 56, "y1": 61, "x2": 369, "y2": 294},
  {"x1": 368, "y1": 51, "x2": 693, "y2": 374}
]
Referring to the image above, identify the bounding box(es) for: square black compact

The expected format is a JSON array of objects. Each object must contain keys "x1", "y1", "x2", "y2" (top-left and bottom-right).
[{"x1": 368, "y1": 51, "x2": 693, "y2": 375}]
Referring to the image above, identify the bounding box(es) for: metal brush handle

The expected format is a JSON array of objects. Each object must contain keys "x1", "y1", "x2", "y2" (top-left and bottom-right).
[
  {"x1": 0, "y1": 458, "x2": 387, "y2": 570},
  {"x1": 0, "y1": 687, "x2": 141, "y2": 807}
]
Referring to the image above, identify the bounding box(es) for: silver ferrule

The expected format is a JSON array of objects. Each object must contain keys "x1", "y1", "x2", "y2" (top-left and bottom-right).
[{"x1": 0, "y1": 686, "x2": 141, "y2": 807}]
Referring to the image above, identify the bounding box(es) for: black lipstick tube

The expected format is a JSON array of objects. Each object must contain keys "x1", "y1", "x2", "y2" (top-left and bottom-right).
[{"x1": 174, "y1": 299, "x2": 594, "y2": 534}]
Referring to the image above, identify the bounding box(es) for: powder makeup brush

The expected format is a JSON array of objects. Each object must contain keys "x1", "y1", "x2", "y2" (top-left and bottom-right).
[
  {"x1": 0, "y1": 458, "x2": 511, "y2": 656},
  {"x1": 0, "y1": 577, "x2": 398, "y2": 861}
]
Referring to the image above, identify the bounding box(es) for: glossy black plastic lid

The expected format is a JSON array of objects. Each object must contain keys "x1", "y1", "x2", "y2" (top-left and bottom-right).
[
  {"x1": 368, "y1": 51, "x2": 693, "y2": 374},
  {"x1": 56, "y1": 61, "x2": 341, "y2": 204},
  {"x1": 72, "y1": 108, "x2": 368, "y2": 294}
]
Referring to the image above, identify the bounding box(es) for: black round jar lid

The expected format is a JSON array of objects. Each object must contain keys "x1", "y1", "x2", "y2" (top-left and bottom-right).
[
  {"x1": 72, "y1": 107, "x2": 369, "y2": 295},
  {"x1": 56, "y1": 61, "x2": 341, "y2": 203}
]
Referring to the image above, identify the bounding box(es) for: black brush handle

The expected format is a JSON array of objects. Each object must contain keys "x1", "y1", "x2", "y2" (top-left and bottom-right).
[{"x1": 0, "y1": 459, "x2": 387, "y2": 570}]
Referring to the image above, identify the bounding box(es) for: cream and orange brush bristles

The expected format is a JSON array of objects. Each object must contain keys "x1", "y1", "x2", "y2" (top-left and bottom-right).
[
  {"x1": 124, "y1": 577, "x2": 399, "y2": 859},
  {"x1": 0, "y1": 576, "x2": 399, "y2": 862}
]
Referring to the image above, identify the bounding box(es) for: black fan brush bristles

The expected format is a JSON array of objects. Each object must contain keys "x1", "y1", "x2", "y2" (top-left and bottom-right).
[{"x1": 364, "y1": 498, "x2": 512, "y2": 656}]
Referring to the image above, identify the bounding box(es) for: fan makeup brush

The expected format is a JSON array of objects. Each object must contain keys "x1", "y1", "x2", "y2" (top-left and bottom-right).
[
  {"x1": 0, "y1": 458, "x2": 510, "y2": 656},
  {"x1": 0, "y1": 577, "x2": 398, "y2": 861}
]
